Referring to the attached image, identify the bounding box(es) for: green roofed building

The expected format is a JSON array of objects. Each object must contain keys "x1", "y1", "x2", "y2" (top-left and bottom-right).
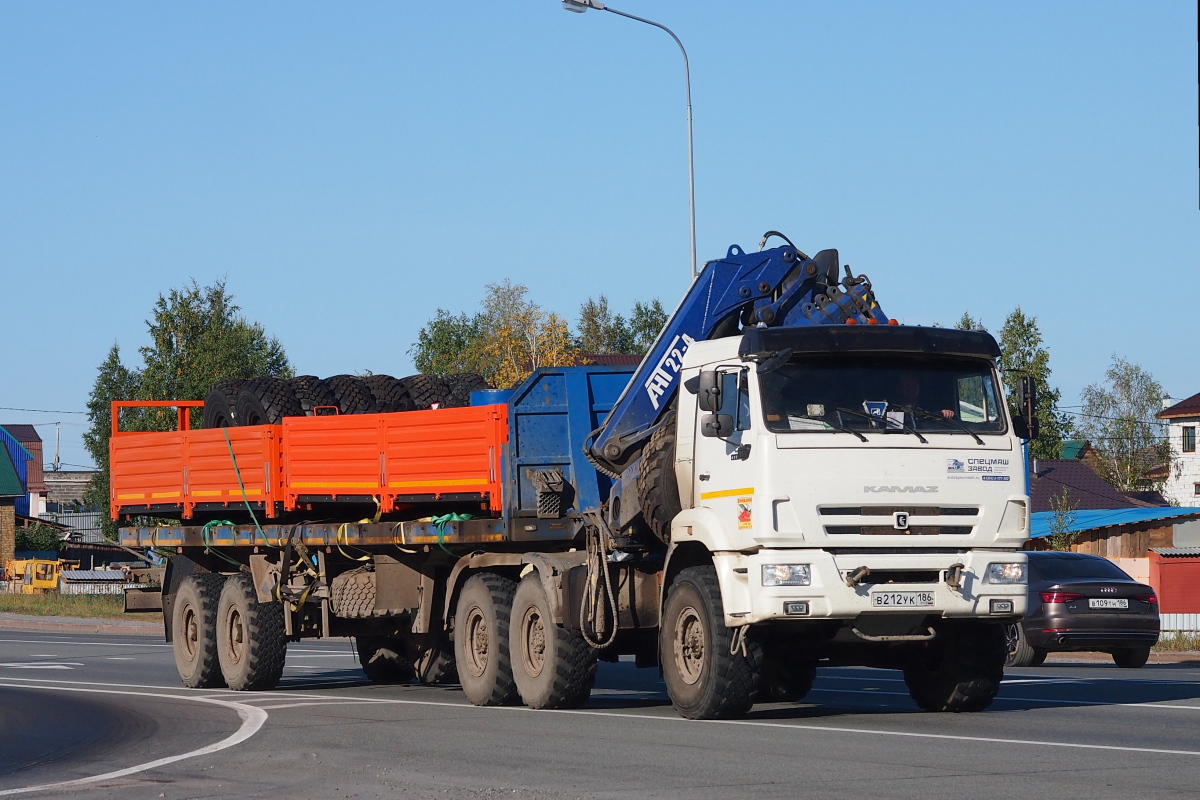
[{"x1": 0, "y1": 446, "x2": 24, "y2": 571}]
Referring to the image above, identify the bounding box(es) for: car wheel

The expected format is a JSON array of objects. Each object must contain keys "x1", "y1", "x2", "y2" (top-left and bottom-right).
[
  {"x1": 1112, "y1": 646, "x2": 1151, "y2": 669},
  {"x1": 1004, "y1": 621, "x2": 1039, "y2": 668}
]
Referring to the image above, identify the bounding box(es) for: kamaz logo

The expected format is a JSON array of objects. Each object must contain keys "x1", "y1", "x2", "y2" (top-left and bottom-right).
[{"x1": 864, "y1": 486, "x2": 939, "y2": 493}]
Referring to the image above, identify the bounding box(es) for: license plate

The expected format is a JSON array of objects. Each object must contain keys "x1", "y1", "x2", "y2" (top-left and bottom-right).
[
  {"x1": 871, "y1": 591, "x2": 935, "y2": 607},
  {"x1": 1089, "y1": 598, "x2": 1128, "y2": 609}
]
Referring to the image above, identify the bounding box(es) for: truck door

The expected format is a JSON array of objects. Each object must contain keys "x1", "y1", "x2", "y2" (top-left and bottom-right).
[{"x1": 693, "y1": 367, "x2": 756, "y2": 530}]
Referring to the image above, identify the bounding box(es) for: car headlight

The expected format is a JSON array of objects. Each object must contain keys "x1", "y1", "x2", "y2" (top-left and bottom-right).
[
  {"x1": 762, "y1": 564, "x2": 811, "y2": 586},
  {"x1": 984, "y1": 562, "x2": 1027, "y2": 584}
]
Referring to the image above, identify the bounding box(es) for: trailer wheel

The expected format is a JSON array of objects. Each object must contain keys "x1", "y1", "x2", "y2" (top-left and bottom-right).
[
  {"x1": 172, "y1": 573, "x2": 226, "y2": 688},
  {"x1": 510, "y1": 573, "x2": 597, "y2": 709},
  {"x1": 203, "y1": 380, "x2": 243, "y2": 428},
  {"x1": 637, "y1": 411, "x2": 681, "y2": 545},
  {"x1": 442, "y1": 373, "x2": 489, "y2": 408},
  {"x1": 325, "y1": 374, "x2": 378, "y2": 415},
  {"x1": 661, "y1": 565, "x2": 762, "y2": 719},
  {"x1": 235, "y1": 377, "x2": 303, "y2": 425},
  {"x1": 1004, "y1": 622, "x2": 1038, "y2": 668},
  {"x1": 402, "y1": 374, "x2": 450, "y2": 410},
  {"x1": 405, "y1": 634, "x2": 457, "y2": 684},
  {"x1": 453, "y1": 572, "x2": 519, "y2": 706},
  {"x1": 362, "y1": 375, "x2": 417, "y2": 413},
  {"x1": 290, "y1": 375, "x2": 339, "y2": 416},
  {"x1": 903, "y1": 621, "x2": 1004, "y2": 712},
  {"x1": 357, "y1": 637, "x2": 416, "y2": 684},
  {"x1": 215, "y1": 573, "x2": 287, "y2": 691}
]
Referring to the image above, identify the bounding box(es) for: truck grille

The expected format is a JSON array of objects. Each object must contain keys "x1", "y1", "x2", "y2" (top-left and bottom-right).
[
  {"x1": 825, "y1": 525, "x2": 973, "y2": 535},
  {"x1": 820, "y1": 506, "x2": 978, "y2": 516}
]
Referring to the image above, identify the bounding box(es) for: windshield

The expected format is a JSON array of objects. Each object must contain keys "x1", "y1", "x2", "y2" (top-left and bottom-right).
[
  {"x1": 759, "y1": 354, "x2": 1007, "y2": 435},
  {"x1": 1030, "y1": 554, "x2": 1132, "y2": 582}
]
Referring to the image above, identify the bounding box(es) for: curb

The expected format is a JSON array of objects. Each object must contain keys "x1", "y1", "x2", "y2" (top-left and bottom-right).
[
  {"x1": 0, "y1": 611, "x2": 161, "y2": 637},
  {"x1": 1045, "y1": 650, "x2": 1200, "y2": 665}
]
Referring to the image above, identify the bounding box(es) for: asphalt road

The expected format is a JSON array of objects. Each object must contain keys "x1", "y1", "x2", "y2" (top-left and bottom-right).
[{"x1": 2, "y1": 633, "x2": 1200, "y2": 799}]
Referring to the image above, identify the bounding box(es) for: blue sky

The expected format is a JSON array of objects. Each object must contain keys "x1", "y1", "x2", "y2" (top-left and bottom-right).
[{"x1": 1, "y1": 2, "x2": 1196, "y2": 470}]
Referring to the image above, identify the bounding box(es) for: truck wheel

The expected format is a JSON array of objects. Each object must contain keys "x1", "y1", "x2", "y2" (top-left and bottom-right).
[
  {"x1": 661, "y1": 565, "x2": 762, "y2": 719},
  {"x1": 510, "y1": 573, "x2": 597, "y2": 709},
  {"x1": 324, "y1": 374, "x2": 378, "y2": 415},
  {"x1": 402, "y1": 374, "x2": 450, "y2": 410},
  {"x1": 357, "y1": 636, "x2": 416, "y2": 683},
  {"x1": 1112, "y1": 646, "x2": 1151, "y2": 668},
  {"x1": 761, "y1": 656, "x2": 817, "y2": 703},
  {"x1": 203, "y1": 380, "x2": 243, "y2": 428},
  {"x1": 637, "y1": 411, "x2": 681, "y2": 545},
  {"x1": 172, "y1": 573, "x2": 227, "y2": 688},
  {"x1": 442, "y1": 373, "x2": 489, "y2": 408},
  {"x1": 453, "y1": 572, "x2": 519, "y2": 706},
  {"x1": 290, "y1": 375, "x2": 338, "y2": 416},
  {"x1": 1004, "y1": 622, "x2": 1038, "y2": 668},
  {"x1": 903, "y1": 622, "x2": 1005, "y2": 712},
  {"x1": 402, "y1": 633, "x2": 456, "y2": 684},
  {"x1": 235, "y1": 377, "x2": 303, "y2": 425},
  {"x1": 215, "y1": 573, "x2": 287, "y2": 690},
  {"x1": 362, "y1": 375, "x2": 417, "y2": 413}
]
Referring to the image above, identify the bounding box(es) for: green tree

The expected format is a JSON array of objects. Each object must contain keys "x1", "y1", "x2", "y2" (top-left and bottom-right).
[
  {"x1": 1045, "y1": 487, "x2": 1080, "y2": 552},
  {"x1": 576, "y1": 295, "x2": 666, "y2": 355},
  {"x1": 629, "y1": 299, "x2": 668, "y2": 353},
  {"x1": 15, "y1": 523, "x2": 66, "y2": 554},
  {"x1": 953, "y1": 311, "x2": 985, "y2": 331},
  {"x1": 1078, "y1": 356, "x2": 1169, "y2": 492},
  {"x1": 411, "y1": 309, "x2": 486, "y2": 376},
  {"x1": 82, "y1": 280, "x2": 291, "y2": 538},
  {"x1": 997, "y1": 307, "x2": 1072, "y2": 460}
]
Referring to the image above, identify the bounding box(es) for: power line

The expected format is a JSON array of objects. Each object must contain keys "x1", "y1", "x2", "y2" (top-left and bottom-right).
[{"x1": 0, "y1": 406, "x2": 87, "y2": 415}]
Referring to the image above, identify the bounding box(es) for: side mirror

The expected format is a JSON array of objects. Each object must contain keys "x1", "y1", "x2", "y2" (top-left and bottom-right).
[
  {"x1": 1018, "y1": 375, "x2": 1039, "y2": 440},
  {"x1": 697, "y1": 370, "x2": 721, "y2": 412},
  {"x1": 701, "y1": 413, "x2": 734, "y2": 438}
]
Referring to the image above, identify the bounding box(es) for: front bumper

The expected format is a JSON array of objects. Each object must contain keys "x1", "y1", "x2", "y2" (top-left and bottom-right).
[{"x1": 713, "y1": 549, "x2": 1028, "y2": 626}]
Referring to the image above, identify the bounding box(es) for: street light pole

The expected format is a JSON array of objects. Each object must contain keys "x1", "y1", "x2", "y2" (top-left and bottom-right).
[{"x1": 563, "y1": 0, "x2": 697, "y2": 280}]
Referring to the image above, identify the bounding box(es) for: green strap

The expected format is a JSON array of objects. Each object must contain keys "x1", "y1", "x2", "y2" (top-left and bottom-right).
[
  {"x1": 430, "y1": 513, "x2": 475, "y2": 556},
  {"x1": 200, "y1": 520, "x2": 243, "y2": 568},
  {"x1": 221, "y1": 426, "x2": 272, "y2": 547}
]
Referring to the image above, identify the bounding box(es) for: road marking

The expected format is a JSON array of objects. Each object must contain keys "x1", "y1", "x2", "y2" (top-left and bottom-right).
[
  {"x1": 0, "y1": 682, "x2": 267, "y2": 797},
  {"x1": 0, "y1": 662, "x2": 83, "y2": 670},
  {"x1": 105, "y1": 657, "x2": 135, "y2": 661},
  {"x1": 0, "y1": 638, "x2": 172, "y2": 648}
]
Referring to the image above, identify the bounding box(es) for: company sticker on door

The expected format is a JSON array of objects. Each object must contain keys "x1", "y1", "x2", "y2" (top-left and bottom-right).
[
  {"x1": 737, "y1": 497, "x2": 753, "y2": 529},
  {"x1": 946, "y1": 457, "x2": 1011, "y2": 481}
]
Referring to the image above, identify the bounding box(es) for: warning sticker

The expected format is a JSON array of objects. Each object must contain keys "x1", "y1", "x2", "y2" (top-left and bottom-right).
[{"x1": 737, "y1": 497, "x2": 753, "y2": 529}]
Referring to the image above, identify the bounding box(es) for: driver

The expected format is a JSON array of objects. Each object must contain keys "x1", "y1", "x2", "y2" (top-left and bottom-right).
[{"x1": 894, "y1": 373, "x2": 954, "y2": 419}]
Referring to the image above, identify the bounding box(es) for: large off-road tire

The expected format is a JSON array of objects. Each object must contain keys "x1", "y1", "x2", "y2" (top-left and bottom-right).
[
  {"x1": 1112, "y1": 646, "x2": 1151, "y2": 669},
  {"x1": 357, "y1": 636, "x2": 416, "y2": 684},
  {"x1": 637, "y1": 411, "x2": 682, "y2": 545},
  {"x1": 203, "y1": 380, "x2": 244, "y2": 428},
  {"x1": 215, "y1": 573, "x2": 287, "y2": 691},
  {"x1": 405, "y1": 633, "x2": 457, "y2": 685},
  {"x1": 172, "y1": 573, "x2": 227, "y2": 688},
  {"x1": 510, "y1": 573, "x2": 597, "y2": 709},
  {"x1": 442, "y1": 373, "x2": 489, "y2": 408},
  {"x1": 453, "y1": 572, "x2": 519, "y2": 706},
  {"x1": 904, "y1": 622, "x2": 1005, "y2": 712},
  {"x1": 361, "y1": 375, "x2": 417, "y2": 413},
  {"x1": 325, "y1": 374, "x2": 378, "y2": 415},
  {"x1": 1004, "y1": 621, "x2": 1039, "y2": 668},
  {"x1": 402, "y1": 374, "x2": 451, "y2": 410},
  {"x1": 661, "y1": 565, "x2": 762, "y2": 719},
  {"x1": 235, "y1": 377, "x2": 303, "y2": 426},
  {"x1": 290, "y1": 375, "x2": 339, "y2": 416}
]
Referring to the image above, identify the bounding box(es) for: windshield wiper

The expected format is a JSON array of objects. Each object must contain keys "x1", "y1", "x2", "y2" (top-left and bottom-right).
[
  {"x1": 837, "y1": 407, "x2": 927, "y2": 444},
  {"x1": 902, "y1": 405, "x2": 985, "y2": 445},
  {"x1": 796, "y1": 414, "x2": 868, "y2": 442}
]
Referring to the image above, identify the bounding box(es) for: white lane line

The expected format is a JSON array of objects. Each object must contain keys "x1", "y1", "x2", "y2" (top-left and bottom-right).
[
  {"x1": 808, "y1": 686, "x2": 1200, "y2": 711},
  {"x1": 0, "y1": 683, "x2": 267, "y2": 797},
  {"x1": 0, "y1": 663, "x2": 84, "y2": 670},
  {"x1": 0, "y1": 639, "x2": 172, "y2": 648}
]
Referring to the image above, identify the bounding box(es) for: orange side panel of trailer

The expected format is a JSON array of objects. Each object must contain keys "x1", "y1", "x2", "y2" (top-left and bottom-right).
[
  {"x1": 110, "y1": 426, "x2": 282, "y2": 519},
  {"x1": 283, "y1": 405, "x2": 507, "y2": 512}
]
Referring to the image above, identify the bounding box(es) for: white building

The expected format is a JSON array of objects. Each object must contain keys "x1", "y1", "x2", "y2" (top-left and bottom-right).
[{"x1": 1159, "y1": 392, "x2": 1200, "y2": 507}]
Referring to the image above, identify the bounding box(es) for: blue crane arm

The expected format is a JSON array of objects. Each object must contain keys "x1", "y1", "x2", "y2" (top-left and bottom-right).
[{"x1": 588, "y1": 241, "x2": 889, "y2": 470}]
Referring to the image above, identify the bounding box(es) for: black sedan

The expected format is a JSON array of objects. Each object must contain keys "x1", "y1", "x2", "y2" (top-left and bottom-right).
[{"x1": 1005, "y1": 551, "x2": 1160, "y2": 668}]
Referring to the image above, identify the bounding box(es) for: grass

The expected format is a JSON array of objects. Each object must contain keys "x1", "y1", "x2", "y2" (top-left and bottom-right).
[
  {"x1": 0, "y1": 592, "x2": 162, "y2": 623},
  {"x1": 1154, "y1": 631, "x2": 1200, "y2": 653}
]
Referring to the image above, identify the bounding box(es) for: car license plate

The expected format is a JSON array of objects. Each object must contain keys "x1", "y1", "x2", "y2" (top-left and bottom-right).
[
  {"x1": 872, "y1": 591, "x2": 935, "y2": 607},
  {"x1": 1089, "y1": 598, "x2": 1128, "y2": 609}
]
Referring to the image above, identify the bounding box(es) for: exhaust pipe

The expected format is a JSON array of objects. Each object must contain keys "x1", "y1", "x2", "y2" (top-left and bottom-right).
[{"x1": 1056, "y1": 635, "x2": 1069, "y2": 645}]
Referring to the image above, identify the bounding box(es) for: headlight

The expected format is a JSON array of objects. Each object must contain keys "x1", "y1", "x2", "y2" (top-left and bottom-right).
[
  {"x1": 762, "y1": 564, "x2": 811, "y2": 586},
  {"x1": 984, "y1": 562, "x2": 1027, "y2": 584}
]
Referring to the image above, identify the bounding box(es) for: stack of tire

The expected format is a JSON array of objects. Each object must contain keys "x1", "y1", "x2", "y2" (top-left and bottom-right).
[{"x1": 203, "y1": 373, "x2": 490, "y2": 428}]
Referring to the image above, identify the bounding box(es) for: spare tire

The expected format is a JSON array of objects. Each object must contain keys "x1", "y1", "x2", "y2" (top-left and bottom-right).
[
  {"x1": 362, "y1": 375, "x2": 417, "y2": 413},
  {"x1": 203, "y1": 379, "x2": 244, "y2": 428},
  {"x1": 235, "y1": 377, "x2": 303, "y2": 426},
  {"x1": 402, "y1": 374, "x2": 451, "y2": 410},
  {"x1": 290, "y1": 375, "x2": 338, "y2": 416},
  {"x1": 636, "y1": 411, "x2": 681, "y2": 545},
  {"x1": 442, "y1": 373, "x2": 489, "y2": 408},
  {"x1": 325, "y1": 375, "x2": 378, "y2": 415}
]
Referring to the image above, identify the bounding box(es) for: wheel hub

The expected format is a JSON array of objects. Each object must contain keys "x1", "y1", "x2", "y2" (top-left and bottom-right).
[
  {"x1": 225, "y1": 607, "x2": 245, "y2": 665},
  {"x1": 673, "y1": 605, "x2": 706, "y2": 686},
  {"x1": 182, "y1": 606, "x2": 198, "y2": 659},
  {"x1": 521, "y1": 606, "x2": 546, "y2": 678},
  {"x1": 465, "y1": 606, "x2": 489, "y2": 678}
]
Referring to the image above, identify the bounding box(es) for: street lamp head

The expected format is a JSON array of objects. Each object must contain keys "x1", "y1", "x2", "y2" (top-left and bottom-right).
[{"x1": 562, "y1": 0, "x2": 605, "y2": 12}]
